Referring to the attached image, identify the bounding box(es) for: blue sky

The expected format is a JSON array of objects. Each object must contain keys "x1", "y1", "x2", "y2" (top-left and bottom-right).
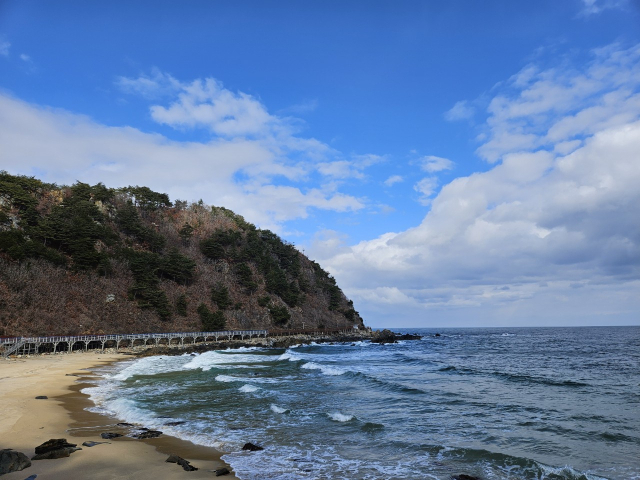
[{"x1": 1, "y1": 0, "x2": 639, "y2": 327}]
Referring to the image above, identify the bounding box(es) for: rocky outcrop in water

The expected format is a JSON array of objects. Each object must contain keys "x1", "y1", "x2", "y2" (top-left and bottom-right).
[
  {"x1": 371, "y1": 329, "x2": 422, "y2": 344},
  {"x1": 31, "y1": 439, "x2": 81, "y2": 460},
  {"x1": 100, "y1": 432, "x2": 123, "y2": 439},
  {"x1": 0, "y1": 449, "x2": 31, "y2": 475},
  {"x1": 242, "y1": 443, "x2": 264, "y2": 452}
]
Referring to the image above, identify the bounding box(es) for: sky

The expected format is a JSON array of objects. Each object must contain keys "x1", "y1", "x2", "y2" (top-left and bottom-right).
[{"x1": 1, "y1": 0, "x2": 639, "y2": 328}]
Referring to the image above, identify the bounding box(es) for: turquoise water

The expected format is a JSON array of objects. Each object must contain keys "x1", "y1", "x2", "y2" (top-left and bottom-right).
[{"x1": 84, "y1": 327, "x2": 640, "y2": 479}]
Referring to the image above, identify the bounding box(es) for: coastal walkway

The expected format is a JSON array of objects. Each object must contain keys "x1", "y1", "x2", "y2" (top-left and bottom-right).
[{"x1": 0, "y1": 330, "x2": 268, "y2": 358}]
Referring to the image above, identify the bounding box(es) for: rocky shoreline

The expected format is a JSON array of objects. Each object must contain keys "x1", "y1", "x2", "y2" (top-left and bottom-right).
[{"x1": 134, "y1": 329, "x2": 423, "y2": 357}]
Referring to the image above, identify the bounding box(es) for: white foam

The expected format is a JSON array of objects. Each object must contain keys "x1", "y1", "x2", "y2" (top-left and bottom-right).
[
  {"x1": 278, "y1": 349, "x2": 303, "y2": 362},
  {"x1": 215, "y1": 374, "x2": 279, "y2": 383},
  {"x1": 183, "y1": 351, "x2": 273, "y2": 371},
  {"x1": 328, "y1": 412, "x2": 354, "y2": 422},
  {"x1": 239, "y1": 384, "x2": 260, "y2": 393},
  {"x1": 270, "y1": 404, "x2": 288, "y2": 414},
  {"x1": 108, "y1": 356, "x2": 184, "y2": 381},
  {"x1": 301, "y1": 362, "x2": 346, "y2": 376}
]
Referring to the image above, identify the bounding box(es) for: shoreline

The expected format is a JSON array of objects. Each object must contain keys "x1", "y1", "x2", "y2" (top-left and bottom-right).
[{"x1": 0, "y1": 352, "x2": 239, "y2": 479}]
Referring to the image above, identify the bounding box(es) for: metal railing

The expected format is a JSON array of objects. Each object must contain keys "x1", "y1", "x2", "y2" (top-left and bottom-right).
[{"x1": 0, "y1": 330, "x2": 268, "y2": 358}]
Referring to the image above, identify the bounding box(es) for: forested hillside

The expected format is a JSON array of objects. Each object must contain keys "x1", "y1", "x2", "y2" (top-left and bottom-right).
[{"x1": 0, "y1": 172, "x2": 364, "y2": 337}]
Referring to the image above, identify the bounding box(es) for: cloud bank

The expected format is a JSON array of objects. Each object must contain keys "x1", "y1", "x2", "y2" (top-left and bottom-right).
[{"x1": 311, "y1": 44, "x2": 640, "y2": 327}]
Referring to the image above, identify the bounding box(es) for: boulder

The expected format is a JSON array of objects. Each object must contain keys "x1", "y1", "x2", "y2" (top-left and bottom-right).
[
  {"x1": 117, "y1": 422, "x2": 134, "y2": 427},
  {"x1": 100, "y1": 432, "x2": 123, "y2": 439},
  {"x1": 166, "y1": 454, "x2": 198, "y2": 471},
  {"x1": 0, "y1": 449, "x2": 31, "y2": 475},
  {"x1": 371, "y1": 329, "x2": 397, "y2": 344},
  {"x1": 163, "y1": 421, "x2": 186, "y2": 426},
  {"x1": 242, "y1": 443, "x2": 264, "y2": 452},
  {"x1": 32, "y1": 439, "x2": 81, "y2": 460},
  {"x1": 82, "y1": 441, "x2": 108, "y2": 447},
  {"x1": 215, "y1": 467, "x2": 231, "y2": 476},
  {"x1": 35, "y1": 396, "x2": 48, "y2": 400},
  {"x1": 132, "y1": 430, "x2": 162, "y2": 439}
]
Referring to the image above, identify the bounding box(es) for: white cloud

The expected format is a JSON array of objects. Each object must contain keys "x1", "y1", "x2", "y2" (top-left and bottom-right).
[
  {"x1": 122, "y1": 74, "x2": 283, "y2": 138},
  {"x1": 419, "y1": 155, "x2": 454, "y2": 173},
  {"x1": 384, "y1": 175, "x2": 403, "y2": 187},
  {"x1": 19, "y1": 54, "x2": 30, "y2": 62},
  {"x1": 0, "y1": 41, "x2": 9, "y2": 57},
  {"x1": 316, "y1": 153, "x2": 385, "y2": 180},
  {"x1": 414, "y1": 177, "x2": 438, "y2": 205},
  {"x1": 477, "y1": 43, "x2": 640, "y2": 162},
  {"x1": 580, "y1": 0, "x2": 628, "y2": 15},
  {"x1": 445, "y1": 100, "x2": 474, "y2": 121},
  {"x1": 279, "y1": 99, "x2": 318, "y2": 115},
  {"x1": 115, "y1": 69, "x2": 181, "y2": 99},
  {"x1": 310, "y1": 43, "x2": 640, "y2": 327},
  {"x1": 0, "y1": 90, "x2": 364, "y2": 232}
]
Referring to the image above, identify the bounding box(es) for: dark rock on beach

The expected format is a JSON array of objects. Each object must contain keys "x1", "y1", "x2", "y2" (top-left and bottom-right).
[
  {"x1": 100, "y1": 432, "x2": 123, "y2": 439},
  {"x1": 215, "y1": 467, "x2": 231, "y2": 476},
  {"x1": 0, "y1": 449, "x2": 31, "y2": 475},
  {"x1": 34, "y1": 396, "x2": 48, "y2": 400},
  {"x1": 166, "y1": 454, "x2": 198, "y2": 471},
  {"x1": 163, "y1": 421, "x2": 187, "y2": 426},
  {"x1": 117, "y1": 422, "x2": 134, "y2": 427},
  {"x1": 82, "y1": 441, "x2": 108, "y2": 447},
  {"x1": 242, "y1": 443, "x2": 264, "y2": 452},
  {"x1": 132, "y1": 430, "x2": 162, "y2": 439},
  {"x1": 32, "y1": 439, "x2": 81, "y2": 460}
]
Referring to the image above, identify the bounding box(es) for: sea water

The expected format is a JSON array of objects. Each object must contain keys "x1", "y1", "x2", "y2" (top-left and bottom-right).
[{"x1": 83, "y1": 327, "x2": 640, "y2": 479}]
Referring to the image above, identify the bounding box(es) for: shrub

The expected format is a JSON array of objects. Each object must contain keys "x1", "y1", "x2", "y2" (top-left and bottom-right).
[
  {"x1": 197, "y1": 303, "x2": 226, "y2": 331},
  {"x1": 211, "y1": 283, "x2": 232, "y2": 310},
  {"x1": 269, "y1": 305, "x2": 290, "y2": 326},
  {"x1": 175, "y1": 294, "x2": 188, "y2": 316}
]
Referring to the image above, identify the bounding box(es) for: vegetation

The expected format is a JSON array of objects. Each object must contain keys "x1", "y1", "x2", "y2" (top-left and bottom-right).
[
  {"x1": 0, "y1": 171, "x2": 364, "y2": 336},
  {"x1": 269, "y1": 304, "x2": 291, "y2": 326},
  {"x1": 197, "y1": 303, "x2": 226, "y2": 331}
]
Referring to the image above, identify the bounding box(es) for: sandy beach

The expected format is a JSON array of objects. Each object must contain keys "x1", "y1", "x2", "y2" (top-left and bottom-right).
[{"x1": 0, "y1": 352, "x2": 239, "y2": 479}]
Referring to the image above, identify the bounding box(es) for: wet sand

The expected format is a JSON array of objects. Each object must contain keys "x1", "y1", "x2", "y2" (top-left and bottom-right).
[{"x1": 0, "y1": 352, "x2": 239, "y2": 479}]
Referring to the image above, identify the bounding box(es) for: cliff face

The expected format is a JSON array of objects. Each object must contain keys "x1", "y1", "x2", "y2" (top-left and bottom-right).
[{"x1": 0, "y1": 172, "x2": 364, "y2": 337}]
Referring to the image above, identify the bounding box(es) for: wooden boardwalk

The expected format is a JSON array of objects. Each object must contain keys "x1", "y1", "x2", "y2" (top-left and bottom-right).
[{"x1": 0, "y1": 330, "x2": 268, "y2": 357}]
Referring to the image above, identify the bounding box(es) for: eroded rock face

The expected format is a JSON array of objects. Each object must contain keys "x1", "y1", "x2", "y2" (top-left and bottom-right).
[
  {"x1": 0, "y1": 449, "x2": 31, "y2": 475},
  {"x1": 32, "y1": 439, "x2": 81, "y2": 460}
]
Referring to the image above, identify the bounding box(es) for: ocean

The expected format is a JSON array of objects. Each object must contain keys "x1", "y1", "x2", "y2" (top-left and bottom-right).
[{"x1": 83, "y1": 327, "x2": 640, "y2": 480}]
